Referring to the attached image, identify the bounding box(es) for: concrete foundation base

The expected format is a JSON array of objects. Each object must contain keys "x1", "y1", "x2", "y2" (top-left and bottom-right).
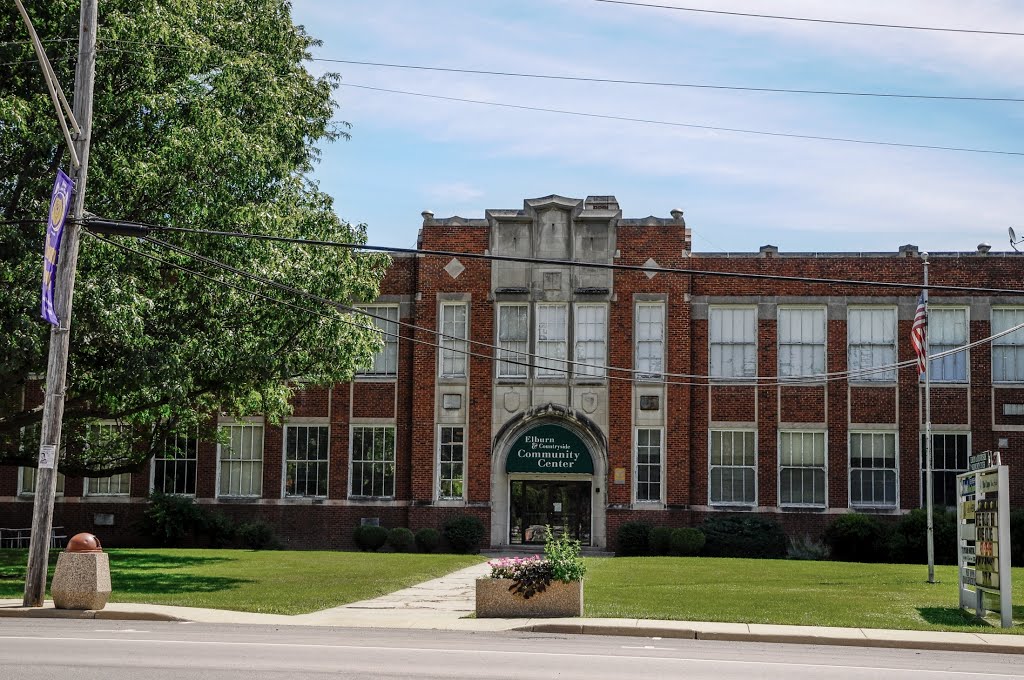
[
  {"x1": 51, "y1": 552, "x2": 111, "y2": 610},
  {"x1": 476, "y1": 578, "x2": 582, "y2": 618}
]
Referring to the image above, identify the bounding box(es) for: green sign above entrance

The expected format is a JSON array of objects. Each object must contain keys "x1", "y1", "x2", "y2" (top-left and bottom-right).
[{"x1": 506, "y1": 423, "x2": 594, "y2": 474}]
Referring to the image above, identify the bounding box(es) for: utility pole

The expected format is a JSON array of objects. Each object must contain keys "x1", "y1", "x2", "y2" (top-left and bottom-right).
[
  {"x1": 23, "y1": 0, "x2": 98, "y2": 607},
  {"x1": 923, "y1": 253, "x2": 935, "y2": 584}
]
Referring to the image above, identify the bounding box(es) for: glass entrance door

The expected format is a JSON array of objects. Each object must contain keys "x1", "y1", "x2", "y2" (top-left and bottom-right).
[{"x1": 509, "y1": 480, "x2": 591, "y2": 546}]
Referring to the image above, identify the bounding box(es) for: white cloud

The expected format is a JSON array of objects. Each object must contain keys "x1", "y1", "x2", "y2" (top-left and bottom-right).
[{"x1": 422, "y1": 181, "x2": 484, "y2": 204}]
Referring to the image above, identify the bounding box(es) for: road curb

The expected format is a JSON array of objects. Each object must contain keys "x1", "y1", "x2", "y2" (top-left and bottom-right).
[{"x1": 0, "y1": 606, "x2": 184, "y2": 622}]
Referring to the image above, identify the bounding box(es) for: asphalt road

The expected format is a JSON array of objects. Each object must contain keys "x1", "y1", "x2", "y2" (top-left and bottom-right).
[{"x1": 1, "y1": 620, "x2": 1022, "y2": 680}]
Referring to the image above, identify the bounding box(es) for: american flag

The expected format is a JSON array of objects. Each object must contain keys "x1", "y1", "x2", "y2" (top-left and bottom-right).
[{"x1": 911, "y1": 292, "x2": 928, "y2": 375}]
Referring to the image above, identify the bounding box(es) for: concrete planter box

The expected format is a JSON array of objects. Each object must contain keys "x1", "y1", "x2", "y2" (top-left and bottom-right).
[
  {"x1": 475, "y1": 578, "x2": 583, "y2": 618},
  {"x1": 51, "y1": 552, "x2": 111, "y2": 610}
]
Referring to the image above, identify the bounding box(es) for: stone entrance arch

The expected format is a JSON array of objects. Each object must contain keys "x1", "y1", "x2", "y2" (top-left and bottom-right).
[{"x1": 490, "y1": 403, "x2": 608, "y2": 548}]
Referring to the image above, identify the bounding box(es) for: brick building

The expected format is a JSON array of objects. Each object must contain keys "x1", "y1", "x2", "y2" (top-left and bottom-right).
[{"x1": 3, "y1": 193, "x2": 1023, "y2": 550}]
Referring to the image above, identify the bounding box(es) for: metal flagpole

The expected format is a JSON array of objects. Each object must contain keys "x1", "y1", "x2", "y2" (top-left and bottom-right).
[{"x1": 923, "y1": 252, "x2": 935, "y2": 584}]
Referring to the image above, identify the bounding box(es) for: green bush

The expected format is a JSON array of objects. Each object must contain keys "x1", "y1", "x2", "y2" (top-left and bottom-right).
[
  {"x1": 201, "y1": 511, "x2": 237, "y2": 548},
  {"x1": 700, "y1": 515, "x2": 786, "y2": 559},
  {"x1": 823, "y1": 513, "x2": 890, "y2": 563},
  {"x1": 615, "y1": 521, "x2": 652, "y2": 556},
  {"x1": 236, "y1": 520, "x2": 281, "y2": 550},
  {"x1": 887, "y1": 508, "x2": 956, "y2": 565},
  {"x1": 387, "y1": 527, "x2": 415, "y2": 552},
  {"x1": 353, "y1": 524, "x2": 388, "y2": 551},
  {"x1": 544, "y1": 527, "x2": 586, "y2": 582},
  {"x1": 443, "y1": 514, "x2": 486, "y2": 553},
  {"x1": 1010, "y1": 509, "x2": 1024, "y2": 567},
  {"x1": 648, "y1": 527, "x2": 673, "y2": 556},
  {"x1": 141, "y1": 492, "x2": 204, "y2": 546},
  {"x1": 669, "y1": 527, "x2": 705, "y2": 556},
  {"x1": 415, "y1": 527, "x2": 442, "y2": 553},
  {"x1": 787, "y1": 534, "x2": 830, "y2": 561}
]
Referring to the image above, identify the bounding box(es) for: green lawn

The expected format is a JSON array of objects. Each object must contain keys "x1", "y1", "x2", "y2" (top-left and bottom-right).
[
  {"x1": 0, "y1": 549, "x2": 483, "y2": 615},
  {"x1": 584, "y1": 557, "x2": 1024, "y2": 633}
]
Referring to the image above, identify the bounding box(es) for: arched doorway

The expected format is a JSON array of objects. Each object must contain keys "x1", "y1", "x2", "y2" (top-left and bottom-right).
[{"x1": 490, "y1": 405, "x2": 608, "y2": 548}]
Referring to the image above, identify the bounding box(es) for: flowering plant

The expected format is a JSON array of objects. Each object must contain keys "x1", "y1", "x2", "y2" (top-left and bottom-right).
[{"x1": 487, "y1": 527, "x2": 586, "y2": 599}]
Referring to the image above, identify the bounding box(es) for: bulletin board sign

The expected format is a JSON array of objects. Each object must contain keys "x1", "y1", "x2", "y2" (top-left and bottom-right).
[{"x1": 956, "y1": 461, "x2": 1013, "y2": 628}]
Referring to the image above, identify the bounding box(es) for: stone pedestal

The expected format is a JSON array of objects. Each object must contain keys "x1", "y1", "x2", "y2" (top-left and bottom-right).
[
  {"x1": 476, "y1": 578, "x2": 583, "y2": 618},
  {"x1": 51, "y1": 551, "x2": 111, "y2": 610}
]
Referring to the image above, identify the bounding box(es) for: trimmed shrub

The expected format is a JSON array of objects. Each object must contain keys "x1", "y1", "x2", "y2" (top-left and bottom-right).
[
  {"x1": 1012, "y1": 509, "x2": 1024, "y2": 568},
  {"x1": 236, "y1": 520, "x2": 281, "y2": 550},
  {"x1": 823, "y1": 513, "x2": 890, "y2": 563},
  {"x1": 141, "y1": 492, "x2": 204, "y2": 546},
  {"x1": 700, "y1": 515, "x2": 786, "y2": 559},
  {"x1": 415, "y1": 527, "x2": 442, "y2": 553},
  {"x1": 443, "y1": 514, "x2": 486, "y2": 553},
  {"x1": 354, "y1": 524, "x2": 389, "y2": 552},
  {"x1": 669, "y1": 527, "x2": 705, "y2": 556},
  {"x1": 887, "y1": 508, "x2": 956, "y2": 565},
  {"x1": 615, "y1": 521, "x2": 652, "y2": 556},
  {"x1": 387, "y1": 527, "x2": 415, "y2": 552},
  {"x1": 201, "y1": 511, "x2": 236, "y2": 548},
  {"x1": 649, "y1": 526, "x2": 673, "y2": 556},
  {"x1": 787, "y1": 534, "x2": 830, "y2": 561}
]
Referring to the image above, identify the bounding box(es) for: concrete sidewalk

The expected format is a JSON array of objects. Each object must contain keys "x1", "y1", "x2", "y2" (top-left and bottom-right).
[{"x1": 2, "y1": 561, "x2": 1022, "y2": 654}]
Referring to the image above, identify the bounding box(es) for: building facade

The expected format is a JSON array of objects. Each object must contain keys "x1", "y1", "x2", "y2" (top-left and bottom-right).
[{"x1": 3, "y1": 194, "x2": 1024, "y2": 550}]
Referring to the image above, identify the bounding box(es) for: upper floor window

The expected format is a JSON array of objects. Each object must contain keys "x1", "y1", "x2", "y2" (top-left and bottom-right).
[
  {"x1": 778, "y1": 307, "x2": 825, "y2": 379},
  {"x1": 439, "y1": 302, "x2": 468, "y2": 378},
  {"x1": 359, "y1": 306, "x2": 399, "y2": 377},
  {"x1": 927, "y1": 307, "x2": 968, "y2": 382},
  {"x1": 992, "y1": 308, "x2": 1024, "y2": 382},
  {"x1": 847, "y1": 307, "x2": 897, "y2": 382},
  {"x1": 635, "y1": 303, "x2": 665, "y2": 379},
  {"x1": 497, "y1": 304, "x2": 529, "y2": 378},
  {"x1": 218, "y1": 423, "x2": 264, "y2": 497},
  {"x1": 574, "y1": 304, "x2": 607, "y2": 378},
  {"x1": 709, "y1": 307, "x2": 756, "y2": 379},
  {"x1": 152, "y1": 430, "x2": 198, "y2": 496},
  {"x1": 536, "y1": 304, "x2": 568, "y2": 378}
]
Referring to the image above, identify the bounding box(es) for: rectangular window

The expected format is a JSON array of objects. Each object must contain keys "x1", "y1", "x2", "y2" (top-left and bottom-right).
[
  {"x1": 536, "y1": 304, "x2": 568, "y2": 378},
  {"x1": 709, "y1": 430, "x2": 756, "y2": 505},
  {"x1": 928, "y1": 307, "x2": 968, "y2": 382},
  {"x1": 847, "y1": 307, "x2": 897, "y2": 382},
  {"x1": 635, "y1": 428, "x2": 663, "y2": 503},
  {"x1": 440, "y1": 303, "x2": 468, "y2": 378},
  {"x1": 574, "y1": 304, "x2": 607, "y2": 378},
  {"x1": 779, "y1": 431, "x2": 826, "y2": 507},
  {"x1": 778, "y1": 308, "x2": 825, "y2": 379},
  {"x1": 849, "y1": 431, "x2": 897, "y2": 508},
  {"x1": 218, "y1": 423, "x2": 264, "y2": 497},
  {"x1": 438, "y1": 426, "x2": 465, "y2": 500},
  {"x1": 922, "y1": 433, "x2": 968, "y2": 508},
  {"x1": 497, "y1": 304, "x2": 529, "y2": 378},
  {"x1": 992, "y1": 308, "x2": 1024, "y2": 382},
  {"x1": 350, "y1": 426, "x2": 396, "y2": 498},
  {"x1": 152, "y1": 431, "x2": 198, "y2": 496},
  {"x1": 359, "y1": 306, "x2": 399, "y2": 376},
  {"x1": 284, "y1": 425, "x2": 329, "y2": 497},
  {"x1": 635, "y1": 303, "x2": 665, "y2": 378},
  {"x1": 709, "y1": 307, "x2": 757, "y2": 379},
  {"x1": 84, "y1": 422, "x2": 131, "y2": 496},
  {"x1": 18, "y1": 467, "x2": 65, "y2": 496}
]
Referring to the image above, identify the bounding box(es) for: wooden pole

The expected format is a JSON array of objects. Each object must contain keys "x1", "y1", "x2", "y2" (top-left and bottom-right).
[{"x1": 23, "y1": 0, "x2": 98, "y2": 607}]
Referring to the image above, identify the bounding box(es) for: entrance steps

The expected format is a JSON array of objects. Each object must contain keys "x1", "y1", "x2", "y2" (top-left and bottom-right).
[{"x1": 483, "y1": 545, "x2": 614, "y2": 558}]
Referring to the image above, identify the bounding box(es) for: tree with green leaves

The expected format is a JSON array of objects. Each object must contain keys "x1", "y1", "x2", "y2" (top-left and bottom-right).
[{"x1": 0, "y1": 0, "x2": 388, "y2": 475}]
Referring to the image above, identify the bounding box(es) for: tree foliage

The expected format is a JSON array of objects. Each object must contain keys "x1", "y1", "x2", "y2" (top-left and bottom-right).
[{"x1": 0, "y1": 0, "x2": 389, "y2": 474}]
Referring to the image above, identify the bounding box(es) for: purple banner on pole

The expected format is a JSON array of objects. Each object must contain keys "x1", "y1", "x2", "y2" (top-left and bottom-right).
[{"x1": 41, "y1": 169, "x2": 74, "y2": 326}]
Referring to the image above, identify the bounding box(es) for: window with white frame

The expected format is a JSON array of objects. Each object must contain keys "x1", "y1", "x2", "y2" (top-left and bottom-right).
[
  {"x1": 709, "y1": 307, "x2": 757, "y2": 379},
  {"x1": 350, "y1": 426, "x2": 396, "y2": 498},
  {"x1": 359, "y1": 305, "x2": 399, "y2": 376},
  {"x1": 778, "y1": 308, "x2": 825, "y2": 379},
  {"x1": 635, "y1": 428, "x2": 663, "y2": 503},
  {"x1": 152, "y1": 430, "x2": 198, "y2": 495},
  {"x1": 575, "y1": 304, "x2": 607, "y2": 378},
  {"x1": 536, "y1": 304, "x2": 568, "y2": 377},
  {"x1": 927, "y1": 307, "x2": 968, "y2": 382},
  {"x1": 440, "y1": 302, "x2": 468, "y2": 378},
  {"x1": 779, "y1": 431, "x2": 826, "y2": 507},
  {"x1": 709, "y1": 430, "x2": 756, "y2": 505},
  {"x1": 849, "y1": 431, "x2": 897, "y2": 508},
  {"x1": 18, "y1": 467, "x2": 65, "y2": 496},
  {"x1": 84, "y1": 422, "x2": 131, "y2": 496},
  {"x1": 922, "y1": 432, "x2": 968, "y2": 508},
  {"x1": 218, "y1": 423, "x2": 264, "y2": 497},
  {"x1": 438, "y1": 426, "x2": 465, "y2": 500},
  {"x1": 497, "y1": 304, "x2": 529, "y2": 378},
  {"x1": 847, "y1": 307, "x2": 897, "y2": 382},
  {"x1": 992, "y1": 308, "x2": 1024, "y2": 382},
  {"x1": 284, "y1": 425, "x2": 329, "y2": 497},
  {"x1": 635, "y1": 303, "x2": 665, "y2": 378}
]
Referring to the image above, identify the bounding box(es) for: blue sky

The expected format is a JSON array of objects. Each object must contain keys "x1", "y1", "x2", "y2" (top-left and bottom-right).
[{"x1": 291, "y1": 1, "x2": 1024, "y2": 253}]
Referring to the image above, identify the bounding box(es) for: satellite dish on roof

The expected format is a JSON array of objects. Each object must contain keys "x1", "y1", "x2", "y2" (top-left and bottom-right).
[{"x1": 1011, "y1": 227, "x2": 1023, "y2": 252}]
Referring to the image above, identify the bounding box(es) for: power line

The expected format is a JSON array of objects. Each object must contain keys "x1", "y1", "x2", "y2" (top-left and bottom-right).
[
  {"x1": 592, "y1": 0, "x2": 1024, "y2": 37},
  {"x1": 338, "y1": 83, "x2": 1024, "y2": 158},
  {"x1": 322, "y1": 58, "x2": 1024, "y2": 104},
  {"x1": 83, "y1": 218, "x2": 1024, "y2": 295}
]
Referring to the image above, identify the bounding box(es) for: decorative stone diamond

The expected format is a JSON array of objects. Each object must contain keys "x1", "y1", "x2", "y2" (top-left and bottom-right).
[
  {"x1": 643, "y1": 257, "x2": 660, "y2": 279},
  {"x1": 444, "y1": 257, "x2": 465, "y2": 279}
]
